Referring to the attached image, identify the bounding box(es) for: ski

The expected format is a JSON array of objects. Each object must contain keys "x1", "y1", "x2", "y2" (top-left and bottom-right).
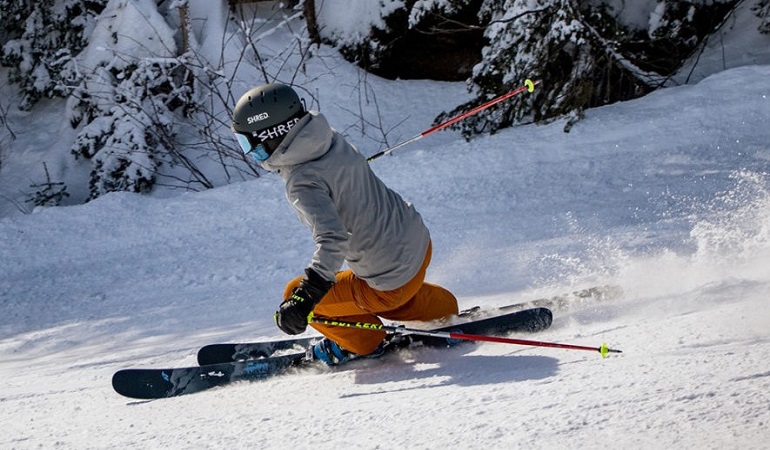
[
  {"x1": 112, "y1": 307, "x2": 552, "y2": 399},
  {"x1": 196, "y1": 284, "x2": 619, "y2": 366}
]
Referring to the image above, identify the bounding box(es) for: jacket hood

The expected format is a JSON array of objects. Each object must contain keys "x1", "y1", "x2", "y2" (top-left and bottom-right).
[{"x1": 261, "y1": 111, "x2": 333, "y2": 172}]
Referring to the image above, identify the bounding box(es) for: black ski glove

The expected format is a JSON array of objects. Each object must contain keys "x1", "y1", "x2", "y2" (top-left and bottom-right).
[{"x1": 275, "y1": 268, "x2": 334, "y2": 335}]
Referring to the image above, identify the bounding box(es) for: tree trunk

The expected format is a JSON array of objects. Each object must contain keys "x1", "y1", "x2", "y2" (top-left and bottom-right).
[{"x1": 304, "y1": 0, "x2": 321, "y2": 45}]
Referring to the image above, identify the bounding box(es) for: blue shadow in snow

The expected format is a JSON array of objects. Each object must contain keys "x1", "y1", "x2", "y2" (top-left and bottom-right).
[{"x1": 339, "y1": 349, "x2": 560, "y2": 397}]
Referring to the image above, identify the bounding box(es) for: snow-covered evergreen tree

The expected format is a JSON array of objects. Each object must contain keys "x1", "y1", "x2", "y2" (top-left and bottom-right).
[
  {"x1": 442, "y1": 0, "x2": 644, "y2": 135},
  {"x1": 67, "y1": 0, "x2": 194, "y2": 200},
  {"x1": 442, "y1": 0, "x2": 744, "y2": 136},
  {"x1": 70, "y1": 57, "x2": 194, "y2": 199},
  {"x1": 0, "y1": 0, "x2": 107, "y2": 110}
]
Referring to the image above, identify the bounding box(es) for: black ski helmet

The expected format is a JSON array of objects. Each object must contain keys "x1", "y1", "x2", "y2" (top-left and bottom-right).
[{"x1": 232, "y1": 83, "x2": 305, "y2": 160}]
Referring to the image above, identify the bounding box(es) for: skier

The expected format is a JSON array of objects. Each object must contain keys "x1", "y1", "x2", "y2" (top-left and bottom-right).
[{"x1": 231, "y1": 83, "x2": 459, "y2": 365}]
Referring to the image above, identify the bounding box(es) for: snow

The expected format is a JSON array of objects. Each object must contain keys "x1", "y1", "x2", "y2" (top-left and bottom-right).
[
  {"x1": 182, "y1": 0, "x2": 231, "y2": 65},
  {"x1": 315, "y1": 0, "x2": 404, "y2": 46},
  {"x1": 2, "y1": 6, "x2": 770, "y2": 450},
  {"x1": 597, "y1": 0, "x2": 659, "y2": 30},
  {"x1": 79, "y1": 0, "x2": 177, "y2": 72}
]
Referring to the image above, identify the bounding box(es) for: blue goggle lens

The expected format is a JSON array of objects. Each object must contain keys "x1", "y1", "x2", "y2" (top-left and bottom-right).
[
  {"x1": 249, "y1": 144, "x2": 270, "y2": 162},
  {"x1": 235, "y1": 133, "x2": 252, "y2": 153},
  {"x1": 235, "y1": 132, "x2": 270, "y2": 162}
]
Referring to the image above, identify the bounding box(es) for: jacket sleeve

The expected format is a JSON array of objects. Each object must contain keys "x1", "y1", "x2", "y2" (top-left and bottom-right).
[{"x1": 285, "y1": 173, "x2": 348, "y2": 283}]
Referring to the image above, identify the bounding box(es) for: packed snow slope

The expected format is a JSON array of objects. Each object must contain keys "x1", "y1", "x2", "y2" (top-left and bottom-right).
[{"x1": 2, "y1": 65, "x2": 770, "y2": 448}]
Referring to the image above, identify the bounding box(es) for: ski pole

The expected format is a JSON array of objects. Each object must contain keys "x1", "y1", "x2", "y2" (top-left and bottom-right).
[
  {"x1": 367, "y1": 79, "x2": 539, "y2": 162},
  {"x1": 309, "y1": 315, "x2": 621, "y2": 358}
]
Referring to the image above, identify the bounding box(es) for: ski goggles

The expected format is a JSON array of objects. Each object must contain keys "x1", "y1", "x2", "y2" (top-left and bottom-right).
[
  {"x1": 234, "y1": 112, "x2": 306, "y2": 162},
  {"x1": 234, "y1": 131, "x2": 271, "y2": 162}
]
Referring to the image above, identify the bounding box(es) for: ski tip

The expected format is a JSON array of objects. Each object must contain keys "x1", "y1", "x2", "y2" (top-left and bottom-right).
[
  {"x1": 525, "y1": 79, "x2": 536, "y2": 93},
  {"x1": 112, "y1": 369, "x2": 173, "y2": 400}
]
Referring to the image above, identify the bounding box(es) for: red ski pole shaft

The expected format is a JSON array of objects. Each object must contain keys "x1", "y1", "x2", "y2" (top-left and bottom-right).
[
  {"x1": 309, "y1": 314, "x2": 621, "y2": 358},
  {"x1": 367, "y1": 79, "x2": 539, "y2": 162},
  {"x1": 445, "y1": 331, "x2": 621, "y2": 357}
]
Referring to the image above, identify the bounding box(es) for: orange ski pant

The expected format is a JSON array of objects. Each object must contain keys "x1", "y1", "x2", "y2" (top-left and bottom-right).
[{"x1": 282, "y1": 241, "x2": 459, "y2": 355}]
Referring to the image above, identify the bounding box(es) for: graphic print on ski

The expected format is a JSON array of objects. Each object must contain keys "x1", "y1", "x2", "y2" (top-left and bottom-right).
[
  {"x1": 112, "y1": 307, "x2": 552, "y2": 399},
  {"x1": 197, "y1": 304, "x2": 552, "y2": 365}
]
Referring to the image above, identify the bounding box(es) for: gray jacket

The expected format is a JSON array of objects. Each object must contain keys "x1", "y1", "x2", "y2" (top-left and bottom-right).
[{"x1": 262, "y1": 112, "x2": 430, "y2": 290}]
